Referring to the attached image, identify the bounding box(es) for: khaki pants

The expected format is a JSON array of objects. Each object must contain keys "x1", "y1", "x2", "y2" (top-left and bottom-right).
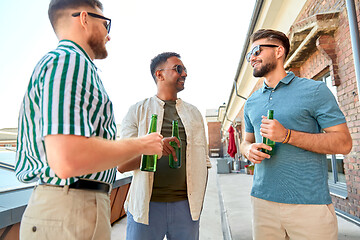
[
  {"x1": 251, "y1": 197, "x2": 338, "y2": 240},
  {"x1": 20, "y1": 185, "x2": 111, "y2": 240}
]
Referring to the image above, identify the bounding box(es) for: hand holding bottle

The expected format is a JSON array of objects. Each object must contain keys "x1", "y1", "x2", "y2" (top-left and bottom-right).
[
  {"x1": 245, "y1": 142, "x2": 271, "y2": 164},
  {"x1": 260, "y1": 116, "x2": 288, "y2": 143},
  {"x1": 140, "y1": 132, "x2": 164, "y2": 157},
  {"x1": 161, "y1": 137, "x2": 181, "y2": 160}
]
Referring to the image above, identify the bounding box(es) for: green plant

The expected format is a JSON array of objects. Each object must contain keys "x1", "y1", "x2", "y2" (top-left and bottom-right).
[{"x1": 244, "y1": 164, "x2": 254, "y2": 170}]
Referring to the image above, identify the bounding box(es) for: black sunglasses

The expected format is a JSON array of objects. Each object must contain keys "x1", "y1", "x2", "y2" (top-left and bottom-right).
[
  {"x1": 158, "y1": 65, "x2": 187, "y2": 75},
  {"x1": 72, "y1": 12, "x2": 111, "y2": 34},
  {"x1": 246, "y1": 44, "x2": 279, "y2": 62}
]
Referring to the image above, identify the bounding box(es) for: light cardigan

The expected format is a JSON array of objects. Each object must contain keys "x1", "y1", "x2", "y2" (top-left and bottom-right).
[{"x1": 120, "y1": 95, "x2": 211, "y2": 225}]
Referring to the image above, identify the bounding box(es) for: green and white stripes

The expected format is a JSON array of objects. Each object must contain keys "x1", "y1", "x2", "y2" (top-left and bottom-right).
[{"x1": 15, "y1": 40, "x2": 116, "y2": 185}]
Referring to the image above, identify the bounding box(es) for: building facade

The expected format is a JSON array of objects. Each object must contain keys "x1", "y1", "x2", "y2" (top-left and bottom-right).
[{"x1": 0, "y1": 128, "x2": 17, "y2": 148}]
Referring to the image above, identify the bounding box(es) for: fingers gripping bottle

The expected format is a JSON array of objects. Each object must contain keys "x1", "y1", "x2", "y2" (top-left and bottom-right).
[
  {"x1": 169, "y1": 120, "x2": 181, "y2": 168},
  {"x1": 140, "y1": 114, "x2": 158, "y2": 172},
  {"x1": 261, "y1": 110, "x2": 275, "y2": 155}
]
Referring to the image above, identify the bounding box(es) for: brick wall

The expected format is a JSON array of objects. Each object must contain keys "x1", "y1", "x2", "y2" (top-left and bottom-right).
[
  {"x1": 293, "y1": 0, "x2": 360, "y2": 219},
  {"x1": 207, "y1": 121, "x2": 223, "y2": 157}
]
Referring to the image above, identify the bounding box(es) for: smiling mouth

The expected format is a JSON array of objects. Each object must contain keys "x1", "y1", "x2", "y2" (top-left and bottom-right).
[{"x1": 252, "y1": 61, "x2": 261, "y2": 68}]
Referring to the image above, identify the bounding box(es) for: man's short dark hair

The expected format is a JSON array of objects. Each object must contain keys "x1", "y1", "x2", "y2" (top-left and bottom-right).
[
  {"x1": 250, "y1": 29, "x2": 290, "y2": 59},
  {"x1": 48, "y1": 0, "x2": 103, "y2": 31},
  {"x1": 150, "y1": 52, "x2": 181, "y2": 82}
]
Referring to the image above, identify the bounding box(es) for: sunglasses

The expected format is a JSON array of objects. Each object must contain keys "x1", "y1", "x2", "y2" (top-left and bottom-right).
[
  {"x1": 246, "y1": 44, "x2": 279, "y2": 62},
  {"x1": 158, "y1": 65, "x2": 187, "y2": 75},
  {"x1": 72, "y1": 12, "x2": 111, "y2": 34}
]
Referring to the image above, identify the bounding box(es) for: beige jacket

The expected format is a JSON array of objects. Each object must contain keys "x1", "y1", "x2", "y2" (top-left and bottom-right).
[{"x1": 120, "y1": 96, "x2": 211, "y2": 225}]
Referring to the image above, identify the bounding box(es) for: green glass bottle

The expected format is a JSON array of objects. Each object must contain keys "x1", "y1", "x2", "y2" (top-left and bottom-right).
[
  {"x1": 140, "y1": 114, "x2": 158, "y2": 172},
  {"x1": 169, "y1": 120, "x2": 181, "y2": 169},
  {"x1": 261, "y1": 110, "x2": 275, "y2": 155}
]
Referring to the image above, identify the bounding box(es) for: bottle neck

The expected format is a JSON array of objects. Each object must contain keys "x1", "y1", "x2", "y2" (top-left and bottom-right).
[
  {"x1": 149, "y1": 115, "x2": 157, "y2": 133},
  {"x1": 267, "y1": 110, "x2": 274, "y2": 120},
  {"x1": 172, "y1": 121, "x2": 179, "y2": 138}
]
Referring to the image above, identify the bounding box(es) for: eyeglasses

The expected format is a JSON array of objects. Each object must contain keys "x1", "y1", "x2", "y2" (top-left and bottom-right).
[
  {"x1": 72, "y1": 12, "x2": 111, "y2": 34},
  {"x1": 246, "y1": 44, "x2": 279, "y2": 62},
  {"x1": 158, "y1": 65, "x2": 187, "y2": 75}
]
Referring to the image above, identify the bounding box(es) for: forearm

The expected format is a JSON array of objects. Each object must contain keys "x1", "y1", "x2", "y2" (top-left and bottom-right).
[
  {"x1": 45, "y1": 133, "x2": 162, "y2": 179},
  {"x1": 117, "y1": 156, "x2": 141, "y2": 173},
  {"x1": 287, "y1": 129, "x2": 352, "y2": 155}
]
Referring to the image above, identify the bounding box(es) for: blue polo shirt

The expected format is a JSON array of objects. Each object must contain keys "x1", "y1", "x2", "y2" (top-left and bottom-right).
[{"x1": 244, "y1": 72, "x2": 346, "y2": 204}]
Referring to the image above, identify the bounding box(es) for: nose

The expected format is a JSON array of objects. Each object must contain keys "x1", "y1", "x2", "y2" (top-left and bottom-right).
[
  {"x1": 181, "y1": 70, "x2": 187, "y2": 77},
  {"x1": 249, "y1": 53, "x2": 256, "y2": 62},
  {"x1": 106, "y1": 35, "x2": 111, "y2": 42}
]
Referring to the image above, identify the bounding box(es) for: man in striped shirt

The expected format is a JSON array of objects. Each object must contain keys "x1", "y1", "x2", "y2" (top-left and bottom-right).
[{"x1": 15, "y1": 0, "x2": 163, "y2": 239}]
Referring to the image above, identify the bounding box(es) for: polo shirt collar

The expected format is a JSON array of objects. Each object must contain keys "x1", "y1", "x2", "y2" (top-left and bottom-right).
[{"x1": 262, "y1": 71, "x2": 296, "y2": 92}]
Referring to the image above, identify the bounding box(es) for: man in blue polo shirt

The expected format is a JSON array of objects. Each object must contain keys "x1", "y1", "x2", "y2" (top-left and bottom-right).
[{"x1": 240, "y1": 29, "x2": 352, "y2": 240}]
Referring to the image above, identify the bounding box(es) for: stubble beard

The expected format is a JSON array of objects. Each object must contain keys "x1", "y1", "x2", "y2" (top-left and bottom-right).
[
  {"x1": 253, "y1": 61, "x2": 276, "y2": 78},
  {"x1": 88, "y1": 33, "x2": 108, "y2": 60}
]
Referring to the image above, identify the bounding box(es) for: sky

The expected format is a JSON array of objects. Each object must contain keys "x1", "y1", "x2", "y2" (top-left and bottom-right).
[{"x1": 0, "y1": 0, "x2": 255, "y2": 129}]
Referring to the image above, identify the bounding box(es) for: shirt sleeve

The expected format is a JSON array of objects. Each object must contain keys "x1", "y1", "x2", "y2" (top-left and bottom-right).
[
  {"x1": 120, "y1": 104, "x2": 139, "y2": 139},
  {"x1": 244, "y1": 102, "x2": 254, "y2": 133},
  {"x1": 41, "y1": 52, "x2": 95, "y2": 138},
  {"x1": 313, "y1": 82, "x2": 346, "y2": 129}
]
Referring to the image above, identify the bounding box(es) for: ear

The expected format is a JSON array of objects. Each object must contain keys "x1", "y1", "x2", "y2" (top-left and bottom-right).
[
  {"x1": 155, "y1": 70, "x2": 164, "y2": 82},
  {"x1": 79, "y1": 11, "x2": 88, "y2": 30},
  {"x1": 276, "y1": 45, "x2": 286, "y2": 60}
]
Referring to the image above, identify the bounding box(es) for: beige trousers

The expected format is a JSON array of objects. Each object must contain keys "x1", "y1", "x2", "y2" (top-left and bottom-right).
[
  {"x1": 20, "y1": 185, "x2": 111, "y2": 240},
  {"x1": 251, "y1": 197, "x2": 338, "y2": 240}
]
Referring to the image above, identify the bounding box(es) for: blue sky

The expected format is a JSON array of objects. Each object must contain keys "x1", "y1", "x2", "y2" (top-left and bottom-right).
[{"x1": 0, "y1": 0, "x2": 255, "y2": 129}]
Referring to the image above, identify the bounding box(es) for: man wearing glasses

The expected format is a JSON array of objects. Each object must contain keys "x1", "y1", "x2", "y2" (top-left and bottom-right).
[
  {"x1": 240, "y1": 29, "x2": 352, "y2": 239},
  {"x1": 15, "y1": 0, "x2": 163, "y2": 239},
  {"x1": 119, "y1": 52, "x2": 211, "y2": 240}
]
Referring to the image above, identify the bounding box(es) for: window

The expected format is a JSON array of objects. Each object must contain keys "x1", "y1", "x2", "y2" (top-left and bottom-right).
[
  {"x1": 321, "y1": 73, "x2": 338, "y2": 101},
  {"x1": 327, "y1": 154, "x2": 346, "y2": 184},
  {"x1": 317, "y1": 73, "x2": 347, "y2": 198}
]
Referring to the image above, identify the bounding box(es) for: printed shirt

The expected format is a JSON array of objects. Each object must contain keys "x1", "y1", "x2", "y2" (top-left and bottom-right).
[
  {"x1": 120, "y1": 96, "x2": 211, "y2": 225},
  {"x1": 15, "y1": 40, "x2": 117, "y2": 185},
  {"x1": 244, "y1": 71, "x2": 346, "y2": 204}
]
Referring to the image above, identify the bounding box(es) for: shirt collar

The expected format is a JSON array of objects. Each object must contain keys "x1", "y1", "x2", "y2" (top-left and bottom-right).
[
  {"x1": 57, "y1": 40, "x2": 97, "y2": 70},
  {"x1": 154, "y1": 95, "x2": 182, "y2": 106},
  {"x1": 262, "y1": 71, "x2": 296, "y2": 92}
]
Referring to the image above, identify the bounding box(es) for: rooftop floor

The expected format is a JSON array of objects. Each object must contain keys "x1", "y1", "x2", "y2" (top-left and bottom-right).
[{"x1": 111, "y1": 158, "x2": 360, "y2": 239}]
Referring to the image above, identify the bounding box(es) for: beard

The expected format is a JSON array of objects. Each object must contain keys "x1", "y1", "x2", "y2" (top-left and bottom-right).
[
  {"x1": 176, "y1": 77, "x2": 185, "y2": 92},
  {"x1": 88, "y1": 33, "x2": 108, "y2": 59},
  {"x1": 253, "y1": 61, "x2": 276, "y2": 77}
]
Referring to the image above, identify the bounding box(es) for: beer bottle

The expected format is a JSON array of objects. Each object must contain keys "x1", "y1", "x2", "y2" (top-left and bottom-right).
[
  {"x1": 140, "y1": 114, "x2": 158, "y2": 172},
  {"x1": 261, "y1": 110, "x2": 275, "y2": 155},
  {"x1": 169, "y1": 120, "x2": 181, "y2": 168}
]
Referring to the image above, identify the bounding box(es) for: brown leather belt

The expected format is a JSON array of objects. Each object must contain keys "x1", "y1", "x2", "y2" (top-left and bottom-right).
[{"x1": 39, "y1": 179, "x2": 110, "y2": 194}]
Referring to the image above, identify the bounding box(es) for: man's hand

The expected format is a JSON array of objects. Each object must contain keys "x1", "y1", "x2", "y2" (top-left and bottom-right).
[
  {"x1": 161, "y1": 137, "x2": 180, "y2": 161},
  {"x1": 245, "y1": 142, "x2": 271, "y2": 164},
  {"x1": 139, "y1": 132, "x2": 164, "y2": 157},
  {"x1": 260, "y1": 116, "x2": 287, "y2": 142}
]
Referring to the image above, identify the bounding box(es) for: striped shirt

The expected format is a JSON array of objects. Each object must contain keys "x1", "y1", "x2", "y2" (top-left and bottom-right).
[{"x1": 15, "y1": 40, "x2": 117, "y2": 185}]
